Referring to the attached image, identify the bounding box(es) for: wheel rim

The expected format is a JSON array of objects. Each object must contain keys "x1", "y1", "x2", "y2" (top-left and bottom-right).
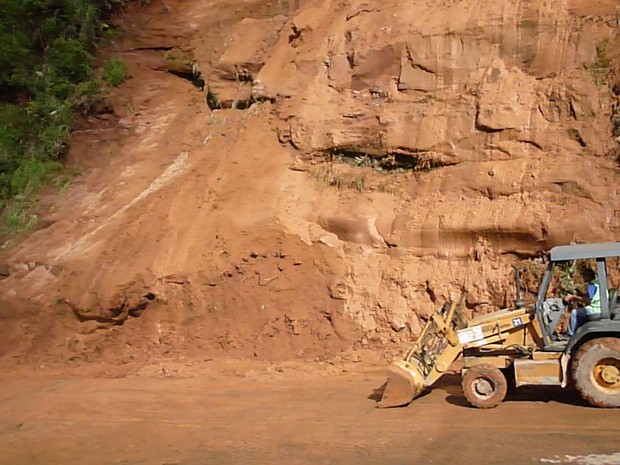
[
  {"x1": 590, "y1": 357, "x2": 620, "y2": 395},
  {"x1": 473, "y1": 377, "x2": 496, "y2": 399}
]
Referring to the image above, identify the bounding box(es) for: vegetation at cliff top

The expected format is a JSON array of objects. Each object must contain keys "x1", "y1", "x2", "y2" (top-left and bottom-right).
[{"x1": 0, "y1": 0, "x2": 130, "y2": 231}]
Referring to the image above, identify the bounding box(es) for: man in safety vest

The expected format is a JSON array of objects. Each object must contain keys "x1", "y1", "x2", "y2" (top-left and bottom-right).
[{"x1": 565, "y1": 268, "x2": 601, "y2": 337}]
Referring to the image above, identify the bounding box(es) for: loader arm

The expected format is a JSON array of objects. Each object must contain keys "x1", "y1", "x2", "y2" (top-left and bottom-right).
[
  {"x1": 377, "y1": 294, "x2": 467, "y2": 408},
  {"x1": 377, "y1": 294, "x2": 535, "y2": 408}
]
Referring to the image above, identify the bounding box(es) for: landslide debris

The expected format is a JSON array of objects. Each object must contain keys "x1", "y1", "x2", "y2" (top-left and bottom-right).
[{"x1": 0, "y1": 0, "x2": 619, "y2": 371}]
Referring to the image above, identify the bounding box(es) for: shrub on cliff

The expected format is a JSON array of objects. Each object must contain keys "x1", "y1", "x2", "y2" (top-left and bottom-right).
[
  {"x1": 0, "y1": 0, "x2": 127, "y2": 230},
  {"x1": 102, "y1": 56, "x2": 129, "y2": 86}
]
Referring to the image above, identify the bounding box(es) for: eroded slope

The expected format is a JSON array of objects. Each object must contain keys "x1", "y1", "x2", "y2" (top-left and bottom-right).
[{"x1": 0, "y1": 0, "x2": 618, "y2": 370}]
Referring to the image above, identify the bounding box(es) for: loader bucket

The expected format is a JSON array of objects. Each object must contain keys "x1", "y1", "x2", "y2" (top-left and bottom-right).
[{"x1": 376, "y1": 360, "x2": 426, "y2": 408}]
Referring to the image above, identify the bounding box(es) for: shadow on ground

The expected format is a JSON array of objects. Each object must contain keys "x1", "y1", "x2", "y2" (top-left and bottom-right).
[{"x1": 370, "y1": 372, "x2": 590, "y2": 409}]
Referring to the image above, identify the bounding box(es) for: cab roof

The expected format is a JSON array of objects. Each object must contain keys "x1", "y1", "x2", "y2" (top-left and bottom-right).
[{"x1": 550, "y1": 242, "x2": 620, "y2": 261}]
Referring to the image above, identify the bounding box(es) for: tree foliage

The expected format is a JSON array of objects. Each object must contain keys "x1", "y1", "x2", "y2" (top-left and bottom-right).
[{"x1": 0, "y1": 0, "x2": 129, "y2": 228}]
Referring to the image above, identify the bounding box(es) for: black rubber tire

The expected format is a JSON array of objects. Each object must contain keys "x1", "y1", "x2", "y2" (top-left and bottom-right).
[
  {"x1": 462, "y1": 364, "x2": 508, "y2": 409},
  {"x1": 572, "y1": 337, "x2": 620, "y2": 408}
]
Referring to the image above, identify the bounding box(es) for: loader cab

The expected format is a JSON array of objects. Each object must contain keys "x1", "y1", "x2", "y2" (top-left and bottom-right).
[{"x1": 535, "y1": 242, "x2": 620, "y2": 352}]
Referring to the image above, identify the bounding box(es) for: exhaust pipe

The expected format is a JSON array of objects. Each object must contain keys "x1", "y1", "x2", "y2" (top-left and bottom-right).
[{"x1": 514, "y1": 265, "x2": 524, "y2": 309}]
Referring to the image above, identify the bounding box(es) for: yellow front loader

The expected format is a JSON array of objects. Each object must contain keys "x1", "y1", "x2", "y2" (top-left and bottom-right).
[{"x1": 377, "y1": 242, "x2": 620, "y2": 409}]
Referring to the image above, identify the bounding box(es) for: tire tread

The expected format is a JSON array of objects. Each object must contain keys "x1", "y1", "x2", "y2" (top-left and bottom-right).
[
  {"x1": 462, "y1": 364, "x2": 508, "y2": 409},
  {"x1": 572, "y1": 337, "x2": 620, "y2": 408}
]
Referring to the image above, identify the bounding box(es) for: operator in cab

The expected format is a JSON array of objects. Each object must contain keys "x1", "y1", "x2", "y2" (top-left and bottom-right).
[{"x1": 564, "y1": 268, "x2": 601, "y2": 337}]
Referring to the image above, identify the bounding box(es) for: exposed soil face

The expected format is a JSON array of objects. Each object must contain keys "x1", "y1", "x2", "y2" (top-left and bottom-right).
[{"x1": 0, "y1": 0, "x2": 619, "y2": 371}]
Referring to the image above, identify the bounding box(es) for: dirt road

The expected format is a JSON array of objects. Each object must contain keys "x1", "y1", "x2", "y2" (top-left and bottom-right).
[{"x1": 0, "y1": 365, "x2": 618, "y2": 465}]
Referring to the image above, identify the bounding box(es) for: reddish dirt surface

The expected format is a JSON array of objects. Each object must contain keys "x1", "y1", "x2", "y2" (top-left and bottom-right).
[
  {"x1": 0, "y1": 1, "x2": 619, "y2": 462},
  {"x1": 0, "y1": 0, "x2": 619, "y2": 370},
  {"x1": 0, "y1": 0, "x2": 620, "y2": 465},
  {"x1": 0, "y1": 0, "x2": 357, "y2": 371},
  {"x1": 0, "y1": 365, "x2": 619, "y2": 465}
]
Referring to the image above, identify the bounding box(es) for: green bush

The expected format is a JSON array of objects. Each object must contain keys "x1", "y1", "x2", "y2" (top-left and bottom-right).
[
  {"x1": 0, "y1": 0, "x2": 121, "y2": 231},
  {"x1": 102, "y1": 56, "x2": 129, "y2": 86},
  {"x1": 4, "y1": 206, "x2": 38, "y2": 233},
  {"x1": 9, "y1": 158, "x2": 62, "y2": 196},
  {"x1": 46, "y1": 38, "x2": 94, "y2": 84}
]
